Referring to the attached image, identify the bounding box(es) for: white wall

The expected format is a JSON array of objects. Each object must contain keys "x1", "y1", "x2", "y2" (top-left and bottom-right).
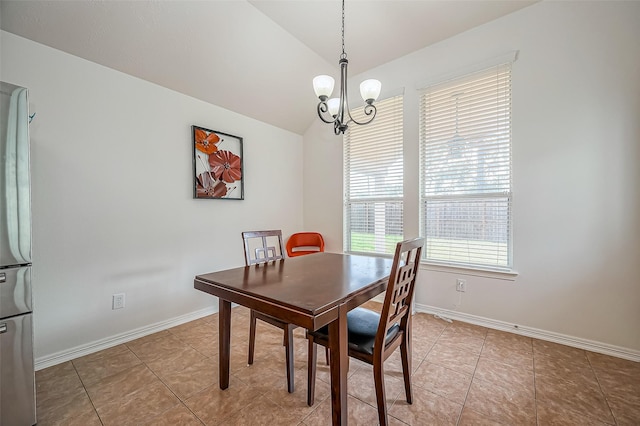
[
  {"x1": 302, "y1": 120, "x2": 344, "y2": 251},
  {"x1": 304, "y1": 1, "x2": 640, "y2": 353},
  {"x1": 1, "y1": 32, "x2": 304, "y2": 361}
]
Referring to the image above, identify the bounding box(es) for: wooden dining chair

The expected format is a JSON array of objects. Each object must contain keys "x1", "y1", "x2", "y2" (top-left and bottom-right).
[
  {"x1": 285, "y1": 232, "x2": 325, "y2": 257},
  {"x1": 241, "y1": 230, "x2": 297, "y2": 393},
  {"x1": 305, "y1": 237, "x2": 424, "y2": 425}
]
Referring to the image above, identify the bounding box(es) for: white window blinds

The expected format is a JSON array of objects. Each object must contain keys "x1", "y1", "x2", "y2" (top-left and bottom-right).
[
  {"x1": 345, "y1": 95, "x2": 404, "y2": 255},
  {"x1": 419, "y1": 63, "x2": 512, "y2": 269}
]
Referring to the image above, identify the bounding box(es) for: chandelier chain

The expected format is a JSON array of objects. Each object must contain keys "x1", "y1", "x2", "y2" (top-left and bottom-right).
[{"x1": 341, "y1": 0, "x2": 346, "y2": 59}]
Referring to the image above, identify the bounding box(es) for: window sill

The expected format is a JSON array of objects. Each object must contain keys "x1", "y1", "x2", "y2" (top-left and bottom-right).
[
  {"x1": 345, "y1": 250, "x2": 394, "y2": 259},
  {"x1": 419, "y1": 261, "x2": 518, "y2": 281}
]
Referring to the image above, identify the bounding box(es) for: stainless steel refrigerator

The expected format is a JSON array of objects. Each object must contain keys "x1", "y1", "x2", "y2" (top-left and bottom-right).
[{"x1": 0, "y1": 81, "x2": 36, "y2": 425}]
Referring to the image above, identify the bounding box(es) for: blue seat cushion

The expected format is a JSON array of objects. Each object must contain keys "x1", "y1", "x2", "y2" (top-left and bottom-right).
[{"x1": 312, "y1": 307, "x2": 400, "y2": 355}]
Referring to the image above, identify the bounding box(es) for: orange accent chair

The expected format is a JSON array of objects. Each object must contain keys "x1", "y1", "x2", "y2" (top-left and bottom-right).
[{"x1": 286, "y1": 232, "x2": 325, "y2": 257}]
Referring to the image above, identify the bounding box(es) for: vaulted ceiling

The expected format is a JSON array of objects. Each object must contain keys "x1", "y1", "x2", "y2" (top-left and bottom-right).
[{"x1": 0, "y1": 0, "x2": 536, "y2": 135}]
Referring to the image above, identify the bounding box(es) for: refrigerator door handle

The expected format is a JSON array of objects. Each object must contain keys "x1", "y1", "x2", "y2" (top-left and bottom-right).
[
  {"x1": 0, "y1": 323, "x2": 7, "y2": 334},
  {"x1": 0, "y1": 273, "x2": 5, "y2": 283}
]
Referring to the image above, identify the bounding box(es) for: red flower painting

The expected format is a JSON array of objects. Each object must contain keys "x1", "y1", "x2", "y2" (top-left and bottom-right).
[{"x1": 192, "y1": 126, "x2": 243, "y2": 199}]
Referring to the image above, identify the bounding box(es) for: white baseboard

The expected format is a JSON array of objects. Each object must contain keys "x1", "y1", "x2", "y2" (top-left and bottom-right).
[
  {"x1": 35, "y1": 306, "x2": 218, "y2": 371},
  {"x1": 36, "y1": 303, "x2": 639, "y2": 370},
  {"x1": 415, "y1": 303, "x2": 640, "y2": 363}
]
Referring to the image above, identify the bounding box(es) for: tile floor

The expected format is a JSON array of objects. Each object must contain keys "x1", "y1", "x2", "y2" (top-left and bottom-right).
[{"x1": 36, "y1": 302, "x2": 640, "y2": 425}]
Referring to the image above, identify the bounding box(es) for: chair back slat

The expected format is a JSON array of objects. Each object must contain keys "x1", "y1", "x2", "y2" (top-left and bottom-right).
[
  {"x1": 376, "y1": 238, "x2": 424, "y2": 352},
  {"x1": 242, "y1": 230, "x2": 285, "y2": 266}
]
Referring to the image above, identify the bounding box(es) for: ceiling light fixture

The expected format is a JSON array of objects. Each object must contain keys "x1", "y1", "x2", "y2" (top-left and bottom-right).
[{"x1": 312, "y1": 0, "x2": 381, "y2": 135}]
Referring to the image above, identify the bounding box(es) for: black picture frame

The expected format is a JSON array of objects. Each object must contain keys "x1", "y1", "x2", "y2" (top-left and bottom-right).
[{"x1": 192, "y1": 125, "x2": 244, "y2": 200}]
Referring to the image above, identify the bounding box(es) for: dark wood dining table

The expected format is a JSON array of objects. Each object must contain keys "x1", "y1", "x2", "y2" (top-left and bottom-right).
[{"x1": 194, "y1": 252, "x2": 393, "y2": 425}]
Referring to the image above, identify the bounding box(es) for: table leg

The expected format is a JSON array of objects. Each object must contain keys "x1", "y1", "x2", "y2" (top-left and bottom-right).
[
  {"x1": 328, "y1": 304, "x2": 348, "y2": 425},
  {"x1": 219, "y1": 299, "x2": 231, "y2": 390}
]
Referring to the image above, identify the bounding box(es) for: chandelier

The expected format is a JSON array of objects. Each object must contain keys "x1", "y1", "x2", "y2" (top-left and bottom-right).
[{"x1": 312, "y1": 0, "x2": 381, "y2": 135}]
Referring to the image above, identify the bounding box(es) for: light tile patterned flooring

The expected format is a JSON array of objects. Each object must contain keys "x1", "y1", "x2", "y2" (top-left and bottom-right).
[{"x1": 36, "y1": 302, "x2": 640, "y2": 425}]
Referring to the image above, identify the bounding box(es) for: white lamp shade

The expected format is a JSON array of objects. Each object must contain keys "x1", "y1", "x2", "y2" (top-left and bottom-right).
[
  {"x1": 360, "y1": 79, "x2": 382, "y2": 102},
  {"x1": 327, "y1": 98, "x2": 340, "y2": 116},
  {"x1": 313, "y1": 75, "x2": 335, "y2": 99}
]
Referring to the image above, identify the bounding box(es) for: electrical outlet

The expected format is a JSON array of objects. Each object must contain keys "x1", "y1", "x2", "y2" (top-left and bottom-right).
[
  {"x1": 456, "y1": 279, "x2": 466, "y2": 292},
  {"x1": 112, "y1": 293, "x2": 125, "y2": 310}
]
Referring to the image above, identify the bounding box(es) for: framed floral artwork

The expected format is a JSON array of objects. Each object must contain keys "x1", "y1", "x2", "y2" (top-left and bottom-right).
[{"x1": 192, "y1": 126, "x2": 244, "y2": 200}]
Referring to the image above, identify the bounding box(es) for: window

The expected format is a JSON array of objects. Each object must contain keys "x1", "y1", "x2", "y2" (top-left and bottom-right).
[
  {"x1": 419, "y1": 63, "x2": 512, "y2": 270},
  {"x1": 344, "y1": 95, "x2": 403, "y2": 255}
]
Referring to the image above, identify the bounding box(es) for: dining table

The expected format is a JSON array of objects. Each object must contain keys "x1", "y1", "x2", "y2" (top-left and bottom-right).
[{"x1": 194, "y1": 251, "x2": 393, "y2": 425}]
